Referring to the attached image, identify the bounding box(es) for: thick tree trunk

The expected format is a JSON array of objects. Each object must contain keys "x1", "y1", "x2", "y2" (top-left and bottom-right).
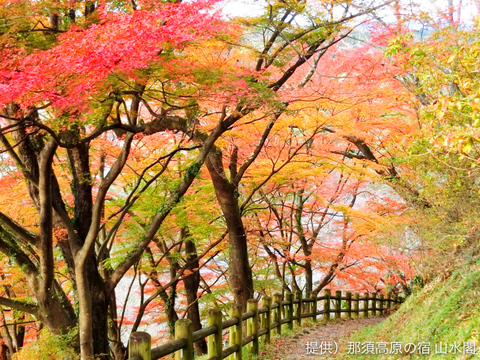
[
  {"x1": 76, "y1": 260, "x2": 109, "y2": 360},
  {"x1": 206, "y1": 149, "x2": 253, "y2": 309},
  {"x1": 22, "y1": 277, "x2": 76, "y2": 336},
  {"x1": 68, "y1": 143, "x2": 110, "y2": 359},
  {"x1": 67, "y1": 144, "x2": 93, "y2": 242},
  {"x1": 88, "y1": 265, "x2": 109, "y2": 359}
]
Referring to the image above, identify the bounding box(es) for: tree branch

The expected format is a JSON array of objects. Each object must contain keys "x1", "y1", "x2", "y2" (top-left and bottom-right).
[
  {"x1": 76, "y1": 132, "x2": 134, "y2": 267},
  {"x1": 0, "y1": 212, "x2": 37, "y2": 246},
  {"x1": 38, "y1": 138, "x2": 58, "y2": 297},
  {"x1": 233, "y1": 115, "x2": 278, "y2": 186},
  {"x1": 107, "y1": 115, "x2": 229, "y2": 294},
  {"x1": 0, "y1": 297, "x2": 39, "y2": 317}
]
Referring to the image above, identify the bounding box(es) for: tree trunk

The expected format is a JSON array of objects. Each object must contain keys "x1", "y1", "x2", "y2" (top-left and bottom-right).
[
  {"x1": 183, "y1": 237, "x2": 207, "y2": 355},
  {"x1": 0, "y1": 111, "x2": 78, "y2": 345},
  {"x1": 68, "y1": 143, "x2": 110, "y2": 359},
  {"x1": 76, "y1": 260, "x2": 110, "y2": 360},
  {"x1": 0, "y1": 311, "x2": 13, "y2": 359},
  {"x1": 107, "y1": 296, "x2": 126, "y2": 360},
  {"x1": 88, "y1": 265, "x2": 109, "y2": 359},
  {"x1": 14, "y1": 325, "x2": 24, "y2": 354},
  {"x1": 159, "y1": 289, "x2": 179, "y2": 337},
  {"x1": 206, "y1": 149, "x2": 253, "y2": 309},
  {"x1": 294, "y1": 191, "x2": 313, "y2": 293},
  {"x1": 76, "y1": 263, "x2": 95, "y2": 360},
  {"x1": 0, "y1": 343, "x2": 9, "y2": 360},
  {"x1": 304, "y1": 260, "x2": 313, "y2": 293},
  {"x1": 34, "y1": 286, "x2": 77, "y2": 336}
]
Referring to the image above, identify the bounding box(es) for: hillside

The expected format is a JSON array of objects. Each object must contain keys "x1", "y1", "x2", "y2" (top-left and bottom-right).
[{"x1": 336, "y1": 266, "x2": 480, "y2": 359}]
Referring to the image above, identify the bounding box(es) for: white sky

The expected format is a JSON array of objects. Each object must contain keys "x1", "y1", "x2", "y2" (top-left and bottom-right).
[{"x1": 218, "y1": 0, "x2": 479, "y2": 25}]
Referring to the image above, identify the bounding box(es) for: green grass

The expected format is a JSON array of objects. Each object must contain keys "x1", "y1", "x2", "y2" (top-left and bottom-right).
[{"x1": 335, "y1": 266, "x2": 480, "y2": 359}]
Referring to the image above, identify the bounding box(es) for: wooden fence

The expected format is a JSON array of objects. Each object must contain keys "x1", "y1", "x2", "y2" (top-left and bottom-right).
[{"x1": 128, "y1": 290, "x2": 404, "y2": 360}]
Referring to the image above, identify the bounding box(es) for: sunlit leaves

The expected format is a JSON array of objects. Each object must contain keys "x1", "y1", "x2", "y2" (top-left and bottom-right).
[{"x1": 0, "y1": 0, "x2": 233, "y2": 117}]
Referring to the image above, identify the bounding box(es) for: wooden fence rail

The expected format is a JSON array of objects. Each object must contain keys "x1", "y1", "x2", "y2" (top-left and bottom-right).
[{"x1": 128, "y1": 290, "x2": 404, "y2": 360}]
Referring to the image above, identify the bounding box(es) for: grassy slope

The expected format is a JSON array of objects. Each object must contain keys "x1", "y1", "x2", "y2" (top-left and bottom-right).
[{"x1": 337, "y1": 266, "x2": 480, "y2": 359}]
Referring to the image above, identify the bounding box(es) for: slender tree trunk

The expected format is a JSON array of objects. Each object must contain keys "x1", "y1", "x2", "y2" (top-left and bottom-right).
[
  {"x1": 159, "y1": 289, "x2": 179, "y2": 336},
  {"x1": 107, "y1": 296, "x2": 126, "y2": 360},
  {"x1": 305, "y1": 260, "x2": 313, "y2": 293},
  {"x1": 0, "y1": 311, "x2": 13, "y2": 359},
  {"x1": 76, "y1": 260, "x2": 94, "y2": 360},
  {"x1": 294, "y1": 191, "x2": 313, "y2": 293},
  {"x1": 14, "y1": 320, "x2": 25, "y2": 353},
  {"x1": 183, "y1": 236, "x2": 207, "y2": 355}
]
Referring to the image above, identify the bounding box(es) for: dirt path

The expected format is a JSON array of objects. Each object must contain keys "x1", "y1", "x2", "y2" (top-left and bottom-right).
[{"x1": 259, "y1": 316, "x2": 387, "y2": 360}]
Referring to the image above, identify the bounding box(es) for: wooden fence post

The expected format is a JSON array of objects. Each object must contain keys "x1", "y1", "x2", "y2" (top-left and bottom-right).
[
  {"x1": 175, "y1": 319, "x2": 193, "y2": 360},
  {"x1": 386, "y1": 294, "x2": 392, "y2": 311},
  {"x1": 324, "y1": 289, "x2": 331, "y2": 320},
  {"x1": 229, "y1": 303, "x2": 243, "y2": 360},
  {"x1": 353, "y1": 292, "x2": 359, "y2": 318},
  {"x1": 346, "y1": 291, "x2": 352, "y2": 319},
  {"x1": 372, "y1": 292, "x2": 377, "y2": 317},
  {"x1": 262, "y1": 296, "x2": 272, "y2": 343},
  {"x1": 363, "y1": 293, "x2": 369, "y2": 318},
  {"x1": 247, "y1": 299, "x2": 259, "y2": 356},
  {"x1": 129, "y1": 332, "x2": 151, "y2": 360},
  {"x1": 335, "y1": 290, "x2": 342, "y2": 319},
  {"x1": 379, "y1": 294, "x2": 384, "y2": 315},
  {"x1": 309, "y1": 292, "x2": 317, "y2": 322},
  {"x1": 294, "y1": 291, "x2": 302, "y2": 326},
  {"x1": 207, "y1": 309, "x2": 223, "y2": 360},
  {"x1": 273, "y1": 293, "x2": 282, "y2": 335},
  {"x1": 286, "y1": 292, "x2": 294, "y2": 331}
]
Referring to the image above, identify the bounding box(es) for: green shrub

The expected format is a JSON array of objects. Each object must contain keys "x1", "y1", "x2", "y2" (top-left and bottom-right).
[{"x1": 13, "y1": 328, "x2": 78, "y2": 360}]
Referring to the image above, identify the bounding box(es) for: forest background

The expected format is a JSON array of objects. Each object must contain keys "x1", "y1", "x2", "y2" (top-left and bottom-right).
[{"x1": 1, "y1": 0, "x2": 479, "y2": 359}]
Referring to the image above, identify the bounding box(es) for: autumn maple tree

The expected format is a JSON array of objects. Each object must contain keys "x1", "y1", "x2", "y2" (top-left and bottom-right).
[{"x1": 0, "y1": 0, "x2": 245, "y2": 359}]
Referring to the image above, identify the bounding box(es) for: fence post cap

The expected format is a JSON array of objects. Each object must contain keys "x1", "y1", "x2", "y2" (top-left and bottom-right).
[
  {"x1": 230, "y1": 302, "x2": 243, "y2": 316},
  {"x1": 129, "y1": 331, "x2": 151, "y2": 344},
  {"x1": 207, "y1": 308, "x2": 222, "y2": 315}
]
